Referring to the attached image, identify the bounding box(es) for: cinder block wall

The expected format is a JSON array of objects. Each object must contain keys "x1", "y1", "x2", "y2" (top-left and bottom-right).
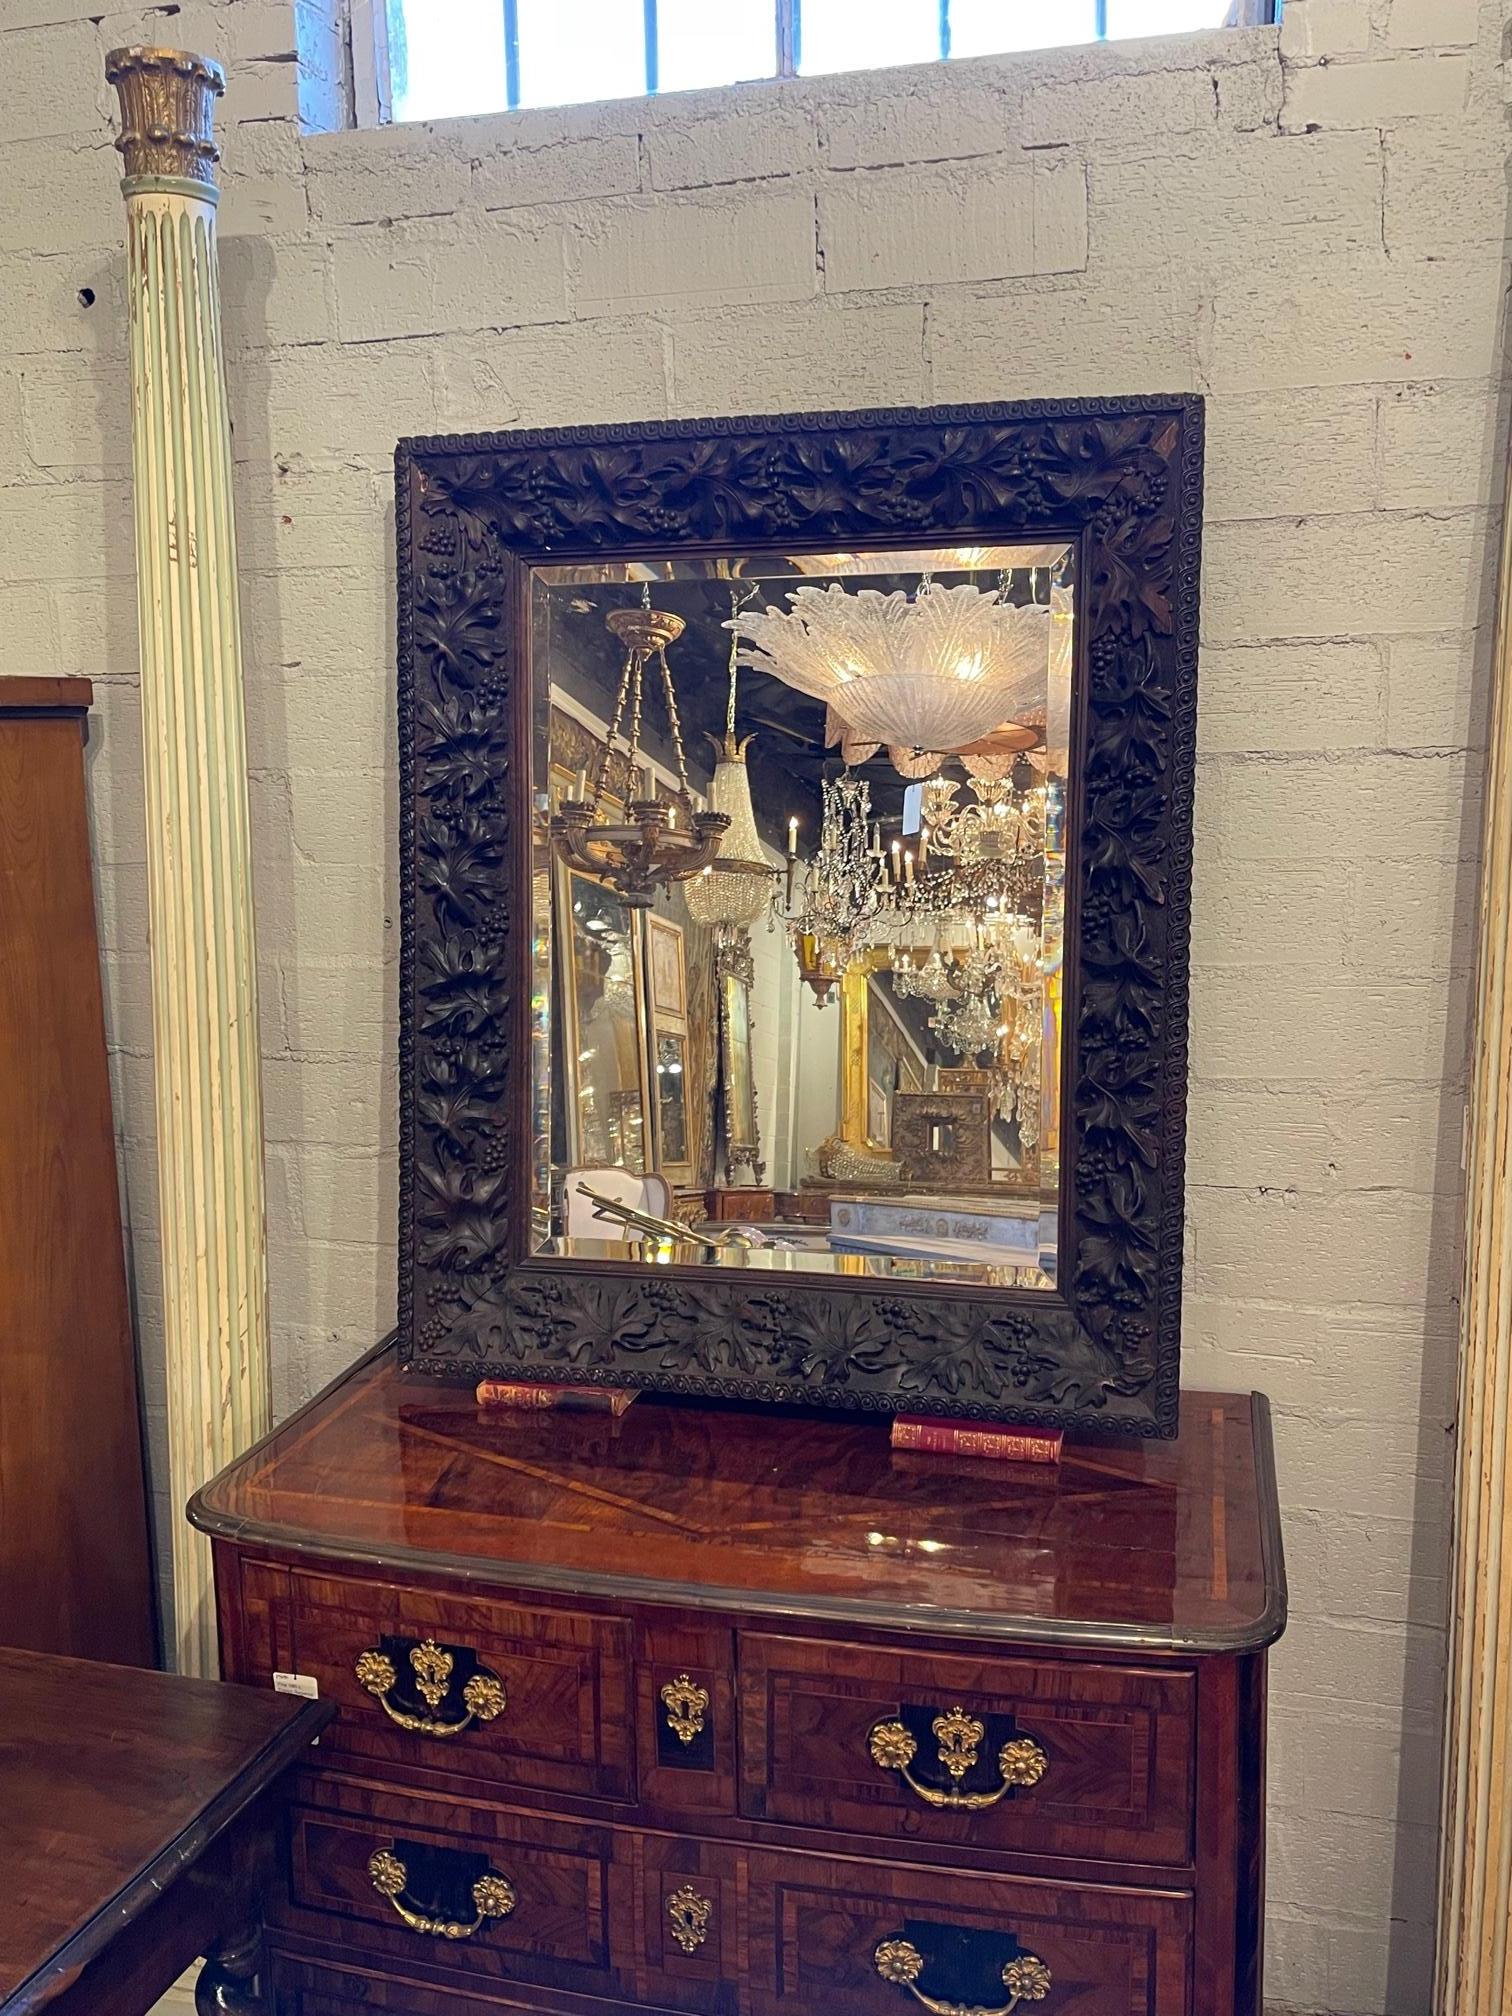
[{"x1": 0, "y1": 2, "x2": 1502, "y2": 2009}]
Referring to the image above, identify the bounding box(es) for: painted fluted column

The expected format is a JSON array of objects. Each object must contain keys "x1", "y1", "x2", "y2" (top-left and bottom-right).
[
  {"x1": 106, "y1": 47, "x2": 269, "y2": 1677},
  {"x1": 1436, "y1": 432, "x2": 1512, "y2": 2009}
]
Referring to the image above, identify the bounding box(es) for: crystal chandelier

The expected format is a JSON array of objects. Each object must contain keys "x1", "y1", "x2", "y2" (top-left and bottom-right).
[
  {"x1": 729, "y1": 580, "x2": 1049, "y2": 773},
  {"x1": 684, "y1": 590, "x2": 778, "y2": 935},
  {"x1": 779, "y1": 772, "x2": 886, "y2": 953},
  {"x1": 550, "y1": 591, "x2": 729, "y2": 908}
]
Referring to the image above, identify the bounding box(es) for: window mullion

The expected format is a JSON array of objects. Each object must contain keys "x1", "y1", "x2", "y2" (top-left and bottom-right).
[
  {"x1": 502, "y1": 0, "x2": 520, "y2": 107},
  {"x1": 778, "y1": 0, "x2": 799, "y2": 78},
  {"x1": 645, "y1": 0, "x2": 659, "y2": 94}
]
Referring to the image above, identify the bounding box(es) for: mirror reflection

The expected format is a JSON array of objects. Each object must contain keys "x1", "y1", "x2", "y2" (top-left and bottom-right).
[{"x1": 531, "y1": 542, "x2": 1073, "y2": 1287}]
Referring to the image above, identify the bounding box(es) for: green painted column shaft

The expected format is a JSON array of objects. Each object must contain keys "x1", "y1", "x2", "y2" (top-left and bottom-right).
[{"x1": 107, "y1": 47, "x2": 270, "y2": 1677}]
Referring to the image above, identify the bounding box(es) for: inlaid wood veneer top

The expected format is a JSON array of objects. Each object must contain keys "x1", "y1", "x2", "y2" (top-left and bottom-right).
[
  {"x1": 191, "y1": 1345, "x2": 1285, "y2": 1653},
  {"x1": 0, "y1": 1648, "x2": 330, "y2": 2011}
]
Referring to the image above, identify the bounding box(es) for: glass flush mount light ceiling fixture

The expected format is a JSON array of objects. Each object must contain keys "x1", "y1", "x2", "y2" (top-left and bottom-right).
[
  {"x1": 729, "y1": 580, "x2": 1051, "y2": 771},
  {"x1": 550, "y1": 592, "x2": 728, "y2": 907}
]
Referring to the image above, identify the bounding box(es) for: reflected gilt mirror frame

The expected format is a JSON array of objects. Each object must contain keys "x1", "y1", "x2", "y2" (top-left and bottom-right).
[{"x1": 396, "y1": 397, "x2": 1203, "y2": 1437}]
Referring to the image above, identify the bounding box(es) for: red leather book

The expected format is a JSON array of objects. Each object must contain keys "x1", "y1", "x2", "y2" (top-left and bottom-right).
[
  {"x1": 891, "y1": 1416, "x2": 1063, "y2": 1464},
  {"x1": 475, "y1": 1380, "x2": 637, "y2": 1416}
]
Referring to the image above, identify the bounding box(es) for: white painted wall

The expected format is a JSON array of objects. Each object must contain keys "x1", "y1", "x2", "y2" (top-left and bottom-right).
[{"x1": 0, "y1": 1, "x2": 1502, "y2": 2009}]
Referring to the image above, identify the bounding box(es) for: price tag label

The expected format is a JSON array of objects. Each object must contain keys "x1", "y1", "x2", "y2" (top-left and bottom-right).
[{"x1": 272, "y1": 1670, "x2": 320, "y2": 1700}]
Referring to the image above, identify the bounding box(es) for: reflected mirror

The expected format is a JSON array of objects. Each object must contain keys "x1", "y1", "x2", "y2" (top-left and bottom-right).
[{"x1": 531, "y1": 542, "x2": 1072, "y2": 1288}]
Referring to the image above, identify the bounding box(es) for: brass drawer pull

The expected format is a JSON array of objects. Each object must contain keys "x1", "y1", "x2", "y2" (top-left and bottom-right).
[
  {"x1": 660, "y1": 1672, "x2": 710, "y2": 1744},
  {"x1": 355, "y1": 1638, "x2": 506, "y2": 1738},
  {"x1": 868, "y1": 1708, "x2": 1047, "y2": 1811},
  {"x1": 875, "y1": 1938, "x2": 1052, "y2": 2014},
  {"x1": 667, "y1": 1881, "x2": 713, "y2": 1953},
  {"x1": 368, "y1": 1847, "x2": 514, "y2": 1940}
]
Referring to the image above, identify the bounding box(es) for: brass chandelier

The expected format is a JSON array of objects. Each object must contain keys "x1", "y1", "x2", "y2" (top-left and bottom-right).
[{"x1": 550, "y1": 590, "x2": 729, "y2": 908}]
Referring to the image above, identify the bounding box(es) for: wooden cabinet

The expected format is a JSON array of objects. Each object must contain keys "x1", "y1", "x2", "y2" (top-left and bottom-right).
[
  {"x1": 0, "y1": 678, "x2": 154, "y2": 1666},
  {"x1": 192, "y1": 1347, "x2": 1285, "y2": 2016}
]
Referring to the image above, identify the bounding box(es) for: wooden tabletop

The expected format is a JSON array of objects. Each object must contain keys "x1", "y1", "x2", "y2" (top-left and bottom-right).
[
  {"x1": 191, "y1": 1342, "x2": 1286, "y2": 1654},
  {"x1": 0, "y1": 1648, "x2": 331, "y2": 2012}
]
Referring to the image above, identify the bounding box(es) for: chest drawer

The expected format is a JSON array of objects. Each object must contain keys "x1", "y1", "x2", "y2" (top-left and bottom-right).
[
  {"x1": 739, "y1": 1634, "x2": 1196, "y2": 1867},
  {"x1": 286, "y1": 1569, "x2": 633, "y2": 1803},
  {"x1": 749, "y1": 1847, "x2": 1190, "y2": 2016}
]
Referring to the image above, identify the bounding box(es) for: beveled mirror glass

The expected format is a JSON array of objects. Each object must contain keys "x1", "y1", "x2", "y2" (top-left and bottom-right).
[
  {"x1": 398, "y1": 399, "x2": 1202, "y2": 1433},
  {"x1": 529, "y1": 542, "x2": 1071, "y2": 1289}
]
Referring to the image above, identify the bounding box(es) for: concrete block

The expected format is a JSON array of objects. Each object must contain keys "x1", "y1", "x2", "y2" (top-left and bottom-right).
[
  {"x1": 1215, "y1": 56, "x2": 1284, "y2": 133},
  {"x1": 926, "y1": 270, "x2": 1201, "y2": 403},
  {"x1": 49, "y1": 583, "x2": 138, "y2": 678},
  {"x1": 270, "y1": 1325, "x2": 379, "y2": 1421},
  {"x1": 0, "y1": 586, "x2": 60, "y2": 674},
  {"x1": 279, "y1": 958, "x2": 396, "y2": 1057},
  {"x1": 1281, "y1": 52, "x2": 1471, "y2": 131},
  {"x1": 1278, "y1": 0, "x2": 1371, "y2": 57},
  {"x1": 1200, "y1": 750, "x2": 1479, "y2": 866},
  {"x1": 1386, "y1": 0, "x2": 1479, "y2": 46},
  {"x1": 5, "y1": 19, "x2": 109, "y2": 142},
  {"x1": 1185, "y1": 1085, "x2": 1334, "y2": 1189},
  {"x1": 470, "y1": 132, "x2": 642, "y2": 211},
  {"x1": 221, "y1": 237, "x2": 336, "y2": 353},
  {"x1": 0, "y1": 136, "x2": 121, "y2": 254},
  {"x1": 235, "y1": 463, "x2": 385, "y2": 577},
  {"x1": 1205, "y1": 245, "x2": 1506, "y2": 392},
  {"x1": 1346, "y1": 845, "x2": 1481, "y2": 978},
  {"x1": 822, "y1": 158, "x2": 1086, "y2": 293},
  {"x1": 1377, "y1": 381, "x2": 1500, "y2": 510},
  {"x1": 1186, "y1": 1180, "x2": 1457, "y2": 1307},
  {"x1": 1203, "y1": 511, "x2": 1490, "y2": 642},
  {"x1": 255, "y1": 859, "x2": 394, "y2": 962},
  {"x1": 1385, "y1": 122, "x2": 1510, "y2": 255},
  {"x1": 1188, "y1": 857, "x2": 1351, "y2": 965},
  {"x1": 262, "y1": 1054, "x2": 387, "y2": 1146},
  {"x1": 825, "y1": 85, "x2": 1004, "y2": 169},
  {"x1": 17, "y1": 357, "x2": 128, "y2": 472},
  {"x1": 1383, "y1": 629, "x2": 1489, "y2": 751},
  {"x1": 0, "y1": 478, "x2": 135, "y2": 584},
  {"x1": 265, "y1": 1232, "x2": 397, "y2": 1334},
  {"x1": 1092, "y1": 129, "x2": 1382, "y2": 264},
  {"x1": 243, "y1": 659, "x2": 393, "y2": 778},
  {"x1": 1017, "y1": 68, "x2": 1215, "y2": 148},
  {"x1": 1325, "y1": 1078, "x2": 1471, "y2": 1194},
  {"x1": 286, "y1": 766, "x2": 391, "y2": 865},
  {"x1": 1196, "y1": 640, "x2": 1384, "y2": 753},
  {"x1": 670, "y1": 304, "x2": 925, "y2": 415},
  {"x1": 332, "y1": 214, "x2": 570, "y2": 342},
  {"x1": 219, "y1": 121, "x2": 311, "y2": 240},
  {"x1": 576, "y1": 188, "x2": 818, "y2": 315},
  {"x1": 435, "y1": 319, "x2": 670, "y2": 430},
  {"x1": 244, "y1": 565, "x2": 395, "y2": 676},
  {"x1": 1204, "y1": 389, "x2": 1377, "y2": 523},
  {"x1": 231, "y1": 341, "x2": 440, "y2": 463},
  {"x1": 0, "y1": 247, "x2": 122, "y2": 360},
  {"x1": 305, "y1": 127, "x2": 471, "y2": 227},
  {"x1": 647, "y1": 101, "x2": 816, "y2": 188}
]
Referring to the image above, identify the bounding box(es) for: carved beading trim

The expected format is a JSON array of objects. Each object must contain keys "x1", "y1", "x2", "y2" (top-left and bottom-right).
[{"x1": 106, "y1": 46, "x2": 224, "y2": 189}]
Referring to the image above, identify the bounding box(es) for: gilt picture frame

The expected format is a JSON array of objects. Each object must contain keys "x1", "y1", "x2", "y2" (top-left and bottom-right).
[{"x1": 396, "y1": 397, "x2": 1203, "y2": 1436}]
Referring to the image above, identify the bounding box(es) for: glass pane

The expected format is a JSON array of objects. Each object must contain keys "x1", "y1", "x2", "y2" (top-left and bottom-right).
[
  {"x1": 949, "y1": 0, "x2": 1098, "y2": 56},
  {"x1": 656, "y1": 0, "x2": 777, "y2": 91},
  {"x1": 517, "y1": 0, "x2": 646, "y2": 109},
  {"x1": 1106, "y1": 0, "x2": 1237, "y2": 30},
  {"x1": 531, "y1": 540, "x2": 1072, "y2": 1291},
  {"x1": 800, "y1": 0, "x2": 940, "y2": 76},
  {"x1": 391, "y1": 0, "x2": 507, "y2": 121}
]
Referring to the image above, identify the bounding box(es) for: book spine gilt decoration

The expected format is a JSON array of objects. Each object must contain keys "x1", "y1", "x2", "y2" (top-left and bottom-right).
[
  {"x1": 476, "y1": 1381, "x2": 638, "y2": 1416},
  {"x1": 891, "y1": 1417, "x2": 1064, "y2": 1463}
]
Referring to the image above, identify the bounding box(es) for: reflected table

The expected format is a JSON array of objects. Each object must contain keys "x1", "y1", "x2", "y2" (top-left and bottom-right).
[{"x1": 0, "y1": 1647, "x2": 331, "y2": 2016}]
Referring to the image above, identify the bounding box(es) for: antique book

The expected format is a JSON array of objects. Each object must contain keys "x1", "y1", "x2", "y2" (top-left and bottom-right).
[
  {"x1": 475, "y1": 1379, "x2": 638, "y2": 1416},
  {"x1": 891, "y1": 1416, "x2": 1063, "y2": 1464}
]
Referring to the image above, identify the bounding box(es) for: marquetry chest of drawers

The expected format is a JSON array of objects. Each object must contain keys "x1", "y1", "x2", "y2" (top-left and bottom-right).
[{"x1": 191, "y1": 1344, "x2": 1286, "y2": 2016}]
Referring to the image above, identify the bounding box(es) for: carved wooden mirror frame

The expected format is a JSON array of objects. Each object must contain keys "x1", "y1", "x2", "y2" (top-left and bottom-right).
[{"x1": 396, "y1": 397, "x2": 1202, "y2": 1438}]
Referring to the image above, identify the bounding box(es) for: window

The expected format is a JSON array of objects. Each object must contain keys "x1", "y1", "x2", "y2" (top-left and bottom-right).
[{"x1": 381, "y1": 0, "x2": 1277, "y2": 125}]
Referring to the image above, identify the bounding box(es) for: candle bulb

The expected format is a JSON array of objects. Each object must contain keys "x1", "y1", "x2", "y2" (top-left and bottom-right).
[
  {"x1": 904, "y1": 850, "x2": 915, "y2": 886},
  {"x1": 575, "y1": 767, "x2": 589, "y2": 802},
  {"x1": 787, "y1": 814, "x2": 799, "y2": 858},
  {"x1": 890, "y1": 838, "x2": 902, "y2": 885}
]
